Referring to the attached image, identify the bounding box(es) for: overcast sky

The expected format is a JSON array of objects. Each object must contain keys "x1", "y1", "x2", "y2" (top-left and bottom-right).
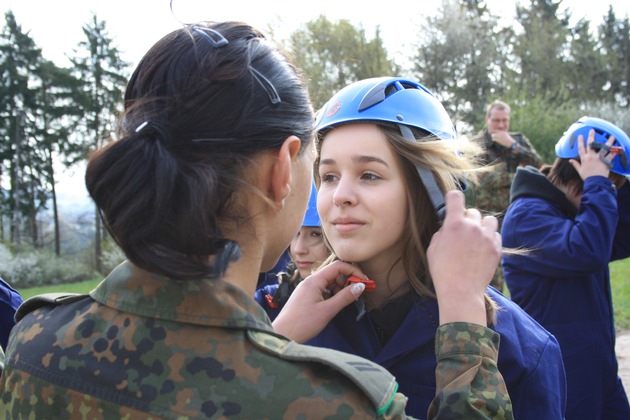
[
  {"x1": 3, "y1": 0, "x2": 629, "y2": 70},
  {"x1": 2, "y1": 0, "x2": 629, "y2": 207}
]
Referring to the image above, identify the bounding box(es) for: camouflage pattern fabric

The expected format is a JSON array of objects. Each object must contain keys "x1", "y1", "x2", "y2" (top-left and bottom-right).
[
  {"x1": 0, "y1": 261, "x2": 511, "y2": 419},
  {"x1": 467, "y1": 129, "x2": 543, "y2": 291},
  {"x1": 468, "y1": 129, "x2": 543, "y2": 218},
  {"x1": 429, "y1": 322, "x2": 513, "y2": 419}
]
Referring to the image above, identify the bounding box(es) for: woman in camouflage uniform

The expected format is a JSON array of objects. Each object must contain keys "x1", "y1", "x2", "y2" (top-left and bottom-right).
[{"x1": 0, "y1": 22, "x2": 511, "y2": 419}]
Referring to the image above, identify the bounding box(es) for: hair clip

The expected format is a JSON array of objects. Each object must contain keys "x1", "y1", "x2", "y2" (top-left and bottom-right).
[
  {"x1": 249, "y1": 66, "x2": 281, "y2": 105},
  {"x1": 134, "y1": 120, "x2": 171, "y2": 144},
  {"x1": 192, "y1": 26, "x2": 228, "y2": 48}
]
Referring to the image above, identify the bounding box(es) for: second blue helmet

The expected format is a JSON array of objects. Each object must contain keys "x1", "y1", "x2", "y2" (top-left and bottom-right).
[{"x1": 555, "y1": 116, "x2": 630, "y2": 176}]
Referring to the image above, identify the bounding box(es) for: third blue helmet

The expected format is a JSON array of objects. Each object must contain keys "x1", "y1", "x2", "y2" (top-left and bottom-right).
[
  {"x1": 314, "y1": 77, "x2": 456, "y2": 140},
  {"x1": 555, "y1": 116, "x2": 630, "y2": 176},
  {"x1": 302, "y1": 181, "x2": 320, "y2": 227}
]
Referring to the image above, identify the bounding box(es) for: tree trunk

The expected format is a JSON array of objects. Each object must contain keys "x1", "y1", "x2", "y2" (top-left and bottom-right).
[{"x1": 94, "y1": 205, "x2": 102, "y2": 273}]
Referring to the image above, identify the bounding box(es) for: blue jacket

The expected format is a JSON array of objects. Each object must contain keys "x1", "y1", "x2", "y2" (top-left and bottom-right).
[
  {"x1": 502, "y1": 167, "x2": 630, "y2": 419},
  {"x1": 304, "y1": 286, "x2": 566, "y2": 419},
  {"x1": 0, "y1": 277, "x2": 22, "y2": 350}
]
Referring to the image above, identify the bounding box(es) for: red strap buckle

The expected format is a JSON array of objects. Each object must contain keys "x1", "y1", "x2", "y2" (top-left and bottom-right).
[
  {"x1": 345, "y1": 275, "x2": 376, "y2": 292},
  {"x1": 264, "y1": 294, "x2": 280, "y2": 309}
]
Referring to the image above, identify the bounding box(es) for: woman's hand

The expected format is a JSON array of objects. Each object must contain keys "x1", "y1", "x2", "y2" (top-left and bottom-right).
[
  {"x1": 570, "y1": 129, "x2": 615, "y2": 181},
  {"x1": 272, "y1": 260, "x2": 367, "y2": 342},
  {"x1": 428, "y1": 190, "x2": 501, "y2": 327}
]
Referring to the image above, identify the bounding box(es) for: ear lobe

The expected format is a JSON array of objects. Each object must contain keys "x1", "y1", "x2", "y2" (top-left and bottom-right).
[{"x1": 270, "y1": 136, "x2": 302, "y2": 208}]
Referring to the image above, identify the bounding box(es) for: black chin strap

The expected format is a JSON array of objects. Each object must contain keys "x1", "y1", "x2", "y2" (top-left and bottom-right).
[{"x1": 399, "y1": 125, "x2": 446, "y2": 222}]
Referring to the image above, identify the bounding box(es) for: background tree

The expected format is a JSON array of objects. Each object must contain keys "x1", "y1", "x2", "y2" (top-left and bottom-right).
[
  {"x1": 599, "y1": 8, "x2": 630, "y2": 107},
  {"x1": 36, "y1": 60, "x2": 84, "y2": 255},
  {"x1": 67, "y1": 14, "x2": 127, "y2": 274},
  {"x1": 0, "y1": 11, "x2": 50, "y2": 250},
  {"x1": 413, "y1": 0, "x2": 512, "y2": 130},
  {"x1": 564, "y1": 18, "x2": 607, "y2": 104},
  {"x1": 512, "y1": 0, "x2": 571, "y2": 103},
  {"x1": 289, "y1": 15, "x2": 399, "y2": 110}
]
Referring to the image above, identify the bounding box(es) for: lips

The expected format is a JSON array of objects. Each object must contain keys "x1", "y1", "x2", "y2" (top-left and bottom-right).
[
  {"x1": 331, "y1": 217, "x2": 365, "y2": 233},
  {"x1": 295, "y1": 261, "x2": 313, "y2": 269}
]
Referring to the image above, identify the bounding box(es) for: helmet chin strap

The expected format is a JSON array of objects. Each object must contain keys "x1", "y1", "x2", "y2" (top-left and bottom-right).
[{"x1": 399, "y1": 125, "x2": 446, "y2": 222}]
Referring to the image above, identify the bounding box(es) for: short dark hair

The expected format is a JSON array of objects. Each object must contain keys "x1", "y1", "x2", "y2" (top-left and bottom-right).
[
  {"x1": 548, "y1": 158, "x2": 583, "y2": 196},
  {"x1": 85, "y1": 21, "x2": 314, "y2": 280}
]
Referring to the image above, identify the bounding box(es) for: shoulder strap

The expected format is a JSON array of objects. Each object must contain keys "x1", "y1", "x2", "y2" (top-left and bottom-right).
[
  {"x1": 247, "y1": 330, "x2": 398, "y2": 415},
  {"x1": 15, "y1": 293, "x2": 89, "y2": 322}
]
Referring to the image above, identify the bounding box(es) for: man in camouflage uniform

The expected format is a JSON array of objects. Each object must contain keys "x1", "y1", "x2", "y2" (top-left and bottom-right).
[
  {"x1": 469, "y1": 100, "x2": 543, "y2": 292},
  {"x1": 0, "y1": 260, "x2": 513, "y2": 419}
]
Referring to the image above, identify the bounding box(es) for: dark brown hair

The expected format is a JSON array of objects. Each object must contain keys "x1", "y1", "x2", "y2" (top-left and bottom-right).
[{"x1": 85, "y1": 21, "x2": 314, "y2": 280}]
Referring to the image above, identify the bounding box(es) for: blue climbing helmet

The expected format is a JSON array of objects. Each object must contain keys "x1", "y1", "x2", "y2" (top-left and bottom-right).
[
  {"x1": 302, "y1": 181, "x2": 320, "y2": 227},
  {"x1": 314, "y1": 77, "x2": 457, "y2": 221},
  {"x1": 555, "y1": 116, "x2": 630, "y2": 176},
  {"x1": 315, "y1": 77, "x2": 456, "y2": 140}
]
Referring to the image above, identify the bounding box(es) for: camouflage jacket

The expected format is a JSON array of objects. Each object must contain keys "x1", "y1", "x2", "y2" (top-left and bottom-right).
[
  {"x1": 0, "y1": 261, "x2": 511, "y2": 419},
  {"x1": 468, "y1": 129, "x2": 544, "y2": 218}
]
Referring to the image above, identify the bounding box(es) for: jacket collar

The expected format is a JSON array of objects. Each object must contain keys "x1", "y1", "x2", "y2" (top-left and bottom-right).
[{"x1": 90, "y1": 260, "x2": 273, "y2": 332}]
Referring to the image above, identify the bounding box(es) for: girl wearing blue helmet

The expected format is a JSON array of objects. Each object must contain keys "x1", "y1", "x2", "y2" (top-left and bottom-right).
[
  {"x1": 502, "y1": 116, "x2": 630, "y2": 419},
  {"x1": 256, "y1": 182, "x2": 331, "y2": 319},
  {"x1": 291, "y1": 77, "x2": 565, "y2": 419}
]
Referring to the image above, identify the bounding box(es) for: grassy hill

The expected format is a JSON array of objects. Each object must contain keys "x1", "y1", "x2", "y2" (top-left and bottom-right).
[{"x1": 19, "y1": 258, "x2": 630, "y2": 329}]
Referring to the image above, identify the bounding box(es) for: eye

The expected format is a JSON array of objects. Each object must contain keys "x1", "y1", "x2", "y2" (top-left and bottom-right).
[
  {"x1": 310, "y1": 230, "x2": 323, "y2": 239},
  {"x1": 320, "y1": 173, "x2": 338, "y2": 183},
  {"x1": 361, "y1": 172, "x2": 382, "y2": 181}
]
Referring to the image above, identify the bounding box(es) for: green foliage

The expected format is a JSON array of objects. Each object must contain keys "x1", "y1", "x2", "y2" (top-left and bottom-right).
[
  {"x1": 599, "y1": 9, "x2": 630, "y2": 107},
  {"x1": 500, "y1": 95, "x2": 579, "y2": 163},
  {"x1": 611, "y1": 259, "x2": 630, "y2": 329},
  {"x1": 513, "y1": 0, "x2": 571, "y2": 103},
  {"x1": 505, "y1": 98, "x2": 630, "y2": 164},
  {"x1": 18, "y1": 277, "x2": 102, "y2": 300},
  {"x1": 413, "y1": 0, "x2": 508, "y2": 128},
  {"x1": 289, "y1": 15, "x2": 399, "y2": 110},
  {"x1": 0, "y1": 243, "x2": 97, "y2": 289}
]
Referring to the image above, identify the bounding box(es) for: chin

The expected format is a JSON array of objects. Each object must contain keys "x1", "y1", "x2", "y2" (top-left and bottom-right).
[{"x1": 334, "y1": 249, "x2": 366, "y2": 264}]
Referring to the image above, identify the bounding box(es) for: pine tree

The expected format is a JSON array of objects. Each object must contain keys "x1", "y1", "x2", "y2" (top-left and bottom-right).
[{"x1": 67, "y1": 13, "x2": 128, "y2": 273}]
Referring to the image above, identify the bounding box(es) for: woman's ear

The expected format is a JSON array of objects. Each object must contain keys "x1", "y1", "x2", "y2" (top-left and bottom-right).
[{"x1": 270, "y1": 135, "x2": 302, "y2": 208}]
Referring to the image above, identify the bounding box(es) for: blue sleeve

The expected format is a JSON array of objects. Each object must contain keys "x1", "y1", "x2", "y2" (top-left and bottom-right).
[
  {"x1": 515, "y1": 334, "x2": 567, "y2": 418},
  {"x1": 612, "y1": 181, "x2": 630, "y2": 260},
  {"x1": 0, "y1": 278, "x2": 23, "y2": 350},
  {"x1": 502, "y1": 177, "x2": 618, "y2": 276}
]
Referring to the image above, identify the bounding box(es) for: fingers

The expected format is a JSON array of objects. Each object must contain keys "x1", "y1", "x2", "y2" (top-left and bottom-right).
[
  {"x1": 574, "y1": 129, "x2": 613, "y2": 179},
  {"x1": 310, "y1": 260, "x2": 367, "y2": 294},
  {"x1": 481, "y1": 213, "x2": 499, "y2": 233},
  {"x1": 443, "y1": 190, "x2": 466, "y2": 222},
  {"x1": 320, "y1": 281, "x2": 365, "y2": 314},
  {"x1": 464, "y1": 207, "x2": 482, "y2": 222}
]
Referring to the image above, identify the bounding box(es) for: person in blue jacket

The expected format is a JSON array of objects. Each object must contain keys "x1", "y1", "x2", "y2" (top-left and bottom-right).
[
  {"x1": 307, "y1": 77, "x2": 566, "y2": 419},
  {"x1": 256, "y1": 182, "x2": 331, "y2": 320},
  {"x1": 0, "y1": 277, "x2": 23, "y2": 350},
  {"x1": 502, "y1": 116, "x2": 630, "y2": 419}
]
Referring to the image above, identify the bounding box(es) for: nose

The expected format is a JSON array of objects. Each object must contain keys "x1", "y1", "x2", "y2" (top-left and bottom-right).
[
  {"x1": 332, "y1": 176, "x2": 356, "y2": 207},
  {"x1": 291, "y1": 233, "x2": 308, "y2": 255}
]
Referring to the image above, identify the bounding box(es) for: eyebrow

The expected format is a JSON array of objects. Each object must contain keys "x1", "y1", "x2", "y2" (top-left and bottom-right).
[{"x1": 320, "y1": 155, "x2": 390, "y2": 167}]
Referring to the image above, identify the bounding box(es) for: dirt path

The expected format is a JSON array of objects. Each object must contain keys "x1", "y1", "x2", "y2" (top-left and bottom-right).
[{"x1": 617, "y1": 329, "x2": 630, "y2": 390}]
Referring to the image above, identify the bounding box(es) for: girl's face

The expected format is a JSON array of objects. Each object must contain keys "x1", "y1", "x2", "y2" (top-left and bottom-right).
[
  {"x1": 317, "y1": 123, "x2": 409, "y2": 272},
  {"x1": 289, "y1": 226, "x2": 329, "y2": 278}
]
